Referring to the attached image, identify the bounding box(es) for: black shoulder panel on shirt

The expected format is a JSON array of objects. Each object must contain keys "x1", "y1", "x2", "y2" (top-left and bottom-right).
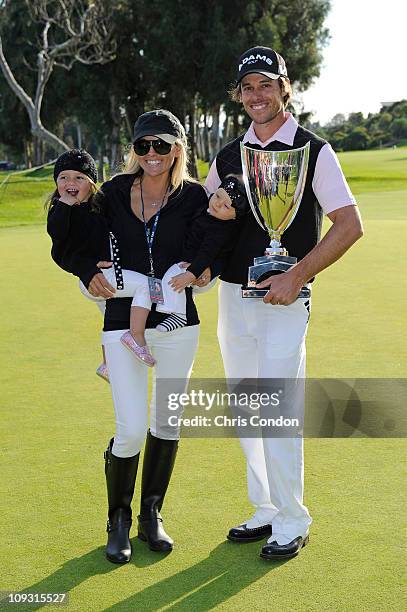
[
  {"x1": 216, "y1": 123, "x2": 330, "y2": 285},
  {"x1": 293, "y1": 126, "x2": 327, "y2": 170},
  {"x1": 293, "y1": 125, "x2": 327, "y2": 148},
  {"x1": 216, "y1": 125, "x2": 328, "y2": 183},
  {"x1": 216, "y1": 134, "x2": 245, "y2": 182}
]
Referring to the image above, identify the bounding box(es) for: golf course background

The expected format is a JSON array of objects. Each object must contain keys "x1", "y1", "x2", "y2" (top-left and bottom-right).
[{"x1": 1, "y1": 147, "x2": 406, "y2": 610}]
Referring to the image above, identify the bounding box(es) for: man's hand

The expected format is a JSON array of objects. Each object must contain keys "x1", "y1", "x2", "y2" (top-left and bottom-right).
[
  {"x1": 258, "y1": 205, "x2": 364, "y2": 305},
  {"x1": 169, "y1": 270, "x2": 197, "y2": 293},
  {"x1": 257, "y1": 270, "x2": 304, "y2": 305},
  {"x1": 88, "y1": 261, "x2": 115, "y2": 298},
  {"x1": 208, "y1": 189, "x2": 236, "y2": 220}
]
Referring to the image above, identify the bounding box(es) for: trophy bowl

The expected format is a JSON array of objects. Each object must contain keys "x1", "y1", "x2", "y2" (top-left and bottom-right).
[{"x1": 240, "y1": 141, "x2": 311, "y2": 299}]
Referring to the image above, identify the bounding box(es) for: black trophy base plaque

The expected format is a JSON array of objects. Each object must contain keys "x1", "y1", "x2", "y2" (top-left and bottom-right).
[{"x1": 242, "y1": 255, "x2": 311, "y2": 299}]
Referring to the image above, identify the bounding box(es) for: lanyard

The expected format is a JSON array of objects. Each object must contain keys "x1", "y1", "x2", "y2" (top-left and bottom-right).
[{"x1": 140, "y1": 179, "x2": 169, "y2": 277}]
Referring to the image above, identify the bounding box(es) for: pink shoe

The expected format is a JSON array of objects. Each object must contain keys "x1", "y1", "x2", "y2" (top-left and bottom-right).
[
  {"x1": 96, "y1": 363, "x2": 110, "y2": 384},
  {"x1": 120, "y1": 332, "x2": 156, "y2": 367}
]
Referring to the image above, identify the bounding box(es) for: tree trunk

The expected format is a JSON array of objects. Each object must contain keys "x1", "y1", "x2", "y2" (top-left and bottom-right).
[
  {"x1": 232, "y1": 107, "x2": 240, "y2": 139},
  {"x1": 76, "y1": 122, "x2": 82, "y2": 149},
  {"x1": 196, "y1": 125, "x2": 203, "y2": 161},
  {"x1": 24, "y1": 139, "x2": 32, "y2": 168},
  {"x1": 187, "y1": 101, "x2": 199, "y2": 179},
  {"x1": 208, "y1": 105, "x2": 220, "y2": 161},
  {"x1": 109, "y1": 93, "x2": 122, "y2": 172},
  {"x1": 31, "y1": 123, "x2": 69, "y2": 154},
  {"x1": 33, "y1": 136, "x2": 40, "y2": 167},
  {"x1": 202, "y1": 113, "x2": 210, "y2": 162},
  {"x1": 219, "y1": 115, "x2": 232, "y2": 147},
  {"x1": 0, "y1": 36, "x2": 69, "y2": 155},
  {"x1": 98, "y1": 145, "x2": 105, "y2": 182},
  {"x1": 123, "y1": 108, "x2": 133, "y2": 142}
]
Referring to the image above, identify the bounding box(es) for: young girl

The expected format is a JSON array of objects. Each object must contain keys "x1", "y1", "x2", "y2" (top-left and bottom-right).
[{"x1": 47, "y1": 149, "x2": 216, "y2": 378}]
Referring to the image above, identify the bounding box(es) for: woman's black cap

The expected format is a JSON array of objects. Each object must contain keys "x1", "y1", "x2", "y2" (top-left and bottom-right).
[{"x1": 133, "y1": 109, "x2": 186, "y2": 144}]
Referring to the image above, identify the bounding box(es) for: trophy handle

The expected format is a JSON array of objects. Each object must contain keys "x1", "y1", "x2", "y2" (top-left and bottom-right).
[
  {"x1": 282, "y1": 142, "x2": 310, "y2": 234},
  {"x1": 240, "y1": 156, "x2": 267, "y2": 232}
]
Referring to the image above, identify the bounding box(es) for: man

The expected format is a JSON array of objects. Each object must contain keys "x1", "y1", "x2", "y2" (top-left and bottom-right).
[{"x1": 205, "y1": 46, "x2": 363, "y2": 560}]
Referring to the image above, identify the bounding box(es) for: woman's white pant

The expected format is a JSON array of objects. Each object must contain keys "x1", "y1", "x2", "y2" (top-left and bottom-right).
[
  {"x1": 102, "y1": 325, "x2": 200, "y2": 459},
  {"x1": 217, "y1": 280, "x2": 312, "y2": 544},
  {"x1": 79, "y1": 263, "x2": 187, "y2": 315}
]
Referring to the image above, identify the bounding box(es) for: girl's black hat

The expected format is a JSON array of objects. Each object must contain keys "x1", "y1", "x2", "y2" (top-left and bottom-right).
[{"x1": 54, "y1": 149, "x2": 97, "y2": 184}]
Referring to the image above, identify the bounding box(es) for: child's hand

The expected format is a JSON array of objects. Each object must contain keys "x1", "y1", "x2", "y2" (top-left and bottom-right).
[
  {"x1": 193, "y1": 267, "x2": 211, "y2": 287},
  {"x1": 58, "y1": 193, "x2": 81, "y2": 206},
  {"x1": 169, "y1": 271, "x2": 196, "y2": 293}
]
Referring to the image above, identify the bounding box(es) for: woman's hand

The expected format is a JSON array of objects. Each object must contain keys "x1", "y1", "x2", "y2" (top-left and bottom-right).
[
  {"x1": 208, "y1": 189, "x2": 236, "y2": 220},
  {"x1": 192, "y1": 267, "x2": 211, "y2": 287},
  {"x1": 169, "y1": 270, "x2": 197, "y2": 293},
  {"x1": 88, "y1": 261, "x2": 115, "y2": 298}
]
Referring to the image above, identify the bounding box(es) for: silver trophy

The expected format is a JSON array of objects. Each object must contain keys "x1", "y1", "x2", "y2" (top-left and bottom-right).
[{"x1": 240, "y1": 141, "x2": 311, "y2": 298}]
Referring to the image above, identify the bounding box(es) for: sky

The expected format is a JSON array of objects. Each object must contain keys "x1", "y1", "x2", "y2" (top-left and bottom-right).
[{"x1": 300, "y1": 0, "x2": 407, "y2": 125}]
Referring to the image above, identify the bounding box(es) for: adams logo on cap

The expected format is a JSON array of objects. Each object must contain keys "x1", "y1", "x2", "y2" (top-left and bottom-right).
[
  {"x1": 235, "y1": 46, "x2": 288, "y2": 83},
  {"x1": 239, "y1": 53, "x2": 274, "y2": 72}
]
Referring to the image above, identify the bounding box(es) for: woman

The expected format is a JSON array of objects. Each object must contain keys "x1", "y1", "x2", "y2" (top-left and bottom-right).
[{"x1": 57, "y1": 110, "x2": 229, "y2": 564}]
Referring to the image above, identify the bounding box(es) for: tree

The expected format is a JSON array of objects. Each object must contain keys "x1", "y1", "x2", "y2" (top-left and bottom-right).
[
  {"x1": 378, "y1": 112, "x2": 392, "y2": 130},
  {"x1": 329, "y1": 130, "x2": 346, "y2": 151},
  {"x1": 391, "y1": 118, "x2": 407, "y2": 140},
  {"x1": 135, "y1": 0, "x2": 331, "y2": 175},
  {"x1": 348, "y1": 112, "x2": 364, "y2": 127},
  {"x1": 0, "y1": 0, "x2": 334, "y2": 167},
  {"x1": 326, "y1": 113, "x2": 346, "y2": 128},
  {"x1": 0, "y1": 0, "x2": 115, "y2": 155},
  {"x1": 342, "y1": 127, "x2": 370, "y2": 151}
]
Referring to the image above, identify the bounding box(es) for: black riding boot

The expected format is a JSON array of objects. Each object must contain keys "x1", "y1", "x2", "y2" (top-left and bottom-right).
[
  {"x1": 137, "y1": 431, "x2": 178, "y2": 552},
  {"x1": 104, "y1": 438, "x2": 139, "y2": 563}
]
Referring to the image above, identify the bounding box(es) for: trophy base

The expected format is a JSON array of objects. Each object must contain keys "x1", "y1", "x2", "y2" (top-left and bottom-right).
[
  {"x1": 242, "y1": 254, "x2": 311, "y2": 299},
  {"x1": 242, "y1": 286, "x2": 311, "y2": 299}
]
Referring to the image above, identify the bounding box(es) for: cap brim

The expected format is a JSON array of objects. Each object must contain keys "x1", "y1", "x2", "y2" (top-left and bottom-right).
[
  {"x1": 156, "y1": 133, "x2": 178, "y2": 144},
  {"x1": 133, "y1": 131, "x2": 178, "y2": 144},
  {"x1": 237, "y1": 70, "x2": 281, "y2": 83}
]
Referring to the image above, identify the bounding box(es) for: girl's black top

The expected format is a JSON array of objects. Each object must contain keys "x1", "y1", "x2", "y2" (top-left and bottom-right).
[
  {"x1": 47, "y1": 174, "x2": 231, "y2": 331},
  {"x1": 47, "y1": 197, "x2": 110, "y2": 281}
]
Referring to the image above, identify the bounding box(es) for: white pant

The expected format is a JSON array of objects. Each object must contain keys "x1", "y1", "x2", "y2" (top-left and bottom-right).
[
  {"x1": 102, "y1": 325, "x2": 200, "y2": 458},
  {"x1": 79, "y1": 263, "x2": 187, "y2": 315},
  {"x1": 217, "y1": 280, "x2": 312, "y2": 544}
]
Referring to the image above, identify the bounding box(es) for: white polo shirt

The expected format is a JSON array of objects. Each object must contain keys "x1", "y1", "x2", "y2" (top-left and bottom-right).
[{"x1": 205, "y1": 113, "x2": 356, "y2": 215}]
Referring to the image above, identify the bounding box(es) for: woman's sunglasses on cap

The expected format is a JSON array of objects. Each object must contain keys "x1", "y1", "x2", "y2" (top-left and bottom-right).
[{"x1": 133, "y1": 139, "x2": 173, "y2": 156}]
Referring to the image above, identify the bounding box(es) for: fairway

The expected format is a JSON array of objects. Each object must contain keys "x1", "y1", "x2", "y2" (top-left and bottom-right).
[{"x1": 0, "y1": 148, "x2": 406, "y2": 610}]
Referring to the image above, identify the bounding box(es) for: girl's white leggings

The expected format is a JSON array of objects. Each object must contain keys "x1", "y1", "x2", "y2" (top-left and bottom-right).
[{"x1": 79, "y1": 263, "x2": 187, "y2": 315}]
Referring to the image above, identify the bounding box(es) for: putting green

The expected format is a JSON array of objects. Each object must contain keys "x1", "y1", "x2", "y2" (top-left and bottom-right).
[
  {"x1": 1, "y1": 147, "x2": 406, "y2": 609},
  {"x1": 0, "y1": 194, "x2": 405, "y2": 610}
]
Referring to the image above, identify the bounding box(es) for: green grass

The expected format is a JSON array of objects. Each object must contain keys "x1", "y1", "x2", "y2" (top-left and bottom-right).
[
  {"x1": 1, "y1": 147, "x2": 406, "y2": 228},
  {"x1": 197, "y1": 159, "x2": 209, "y2": 181},
  {"x1": 0, "y1": 149, "x2": 406, "y2": 610},
  {"x1": 0, "y1": 167, "x2": 54, "y2": 227},
  {"x1": 338, "y1": 146, "x2": 407, "y2": 194},
  {"x1": 198, "y1": 145, "x2": 407, "y2": 191}
]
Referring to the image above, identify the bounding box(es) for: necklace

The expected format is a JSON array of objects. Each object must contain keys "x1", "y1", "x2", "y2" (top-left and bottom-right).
[
  {"x1": 140, "y1": 179, "x2": 170, "y2": 216},
  {"x1": 141, "y1": 177, "x2": 170, "y2": 207}
]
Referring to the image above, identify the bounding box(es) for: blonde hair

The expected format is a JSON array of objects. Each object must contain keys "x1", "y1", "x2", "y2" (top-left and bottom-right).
[
  {"x1": 44, "y1": 178, "x2": 98, "y2": 211},
  {"x1": 228, "y1": 77, "x2": 292, "y2": 108},
  {"x1": 120, "y1": 137, "x2": 196, "y2": 194}
]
